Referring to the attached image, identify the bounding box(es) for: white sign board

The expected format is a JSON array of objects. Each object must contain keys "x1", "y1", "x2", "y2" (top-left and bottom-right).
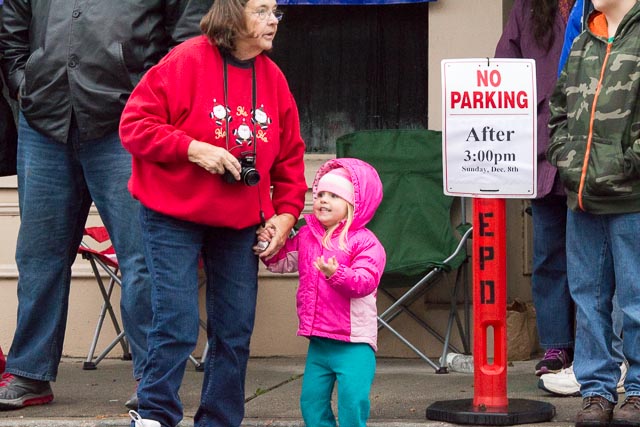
[{"x1": 441, "y1": 58, "x2": 537, "y2": 198}]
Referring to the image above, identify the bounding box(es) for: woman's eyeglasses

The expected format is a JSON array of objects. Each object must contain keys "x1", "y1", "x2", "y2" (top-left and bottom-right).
[{"x1": 251, "y1": 9, "x2": 284, "y2": 22}]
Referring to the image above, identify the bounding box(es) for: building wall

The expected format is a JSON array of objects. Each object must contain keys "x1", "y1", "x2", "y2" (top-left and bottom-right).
[{"x1": 0, "y1": 0, "x2": 531, "y2": 360}]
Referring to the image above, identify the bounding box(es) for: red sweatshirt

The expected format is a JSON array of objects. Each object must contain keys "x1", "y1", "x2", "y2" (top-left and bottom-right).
[{"x1": 120, "y1": 36, "x2": 307, "y2": 228}]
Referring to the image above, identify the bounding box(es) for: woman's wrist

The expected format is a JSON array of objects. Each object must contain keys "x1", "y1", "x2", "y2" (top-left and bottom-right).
[{"x1": 274, "y1": 213, "x2": 296, "y2": 235}]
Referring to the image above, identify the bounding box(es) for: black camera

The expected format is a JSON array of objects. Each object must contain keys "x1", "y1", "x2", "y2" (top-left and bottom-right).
[{"x1": 223, "y1": 155, "x2": 260, "y2": 186}]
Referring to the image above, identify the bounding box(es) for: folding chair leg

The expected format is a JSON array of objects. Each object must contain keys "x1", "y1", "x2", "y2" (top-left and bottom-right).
[
  {"x1": 377, "y1": 317, "x2": 441, "y2": 371},
  {"x1": 188, "y1": 318, "x2": 209, "y2": 371},
  {"x1": 84, "y1": 331, "x2": 129, "y2": 370},
  {"x1": 188, "y1": 354, "x2": 201, "y2": 370},
  {"x1": 379, "y1": 288, "x2": 463, "y2": 352},
  {"x1": 83, "y1": 259, "x2": 131, "y2": 370},
  {"x1": 188, "y1": 341, "x2": 209, "y2": 372},
  {"x1": 438, "y1": 263, "x2": 472, "y2": 373},
  {"x1": 378, "y1": 270, "x2": 438, "y2": 321},
  {"x1": 378, "y1": 266, "x2": 472, "y2": 374},
  {"x1": 438, "y1": 296, "x2": 463, "y2": 374}
]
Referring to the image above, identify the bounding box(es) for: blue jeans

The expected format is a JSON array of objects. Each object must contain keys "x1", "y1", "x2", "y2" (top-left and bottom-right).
[
  {"x1": 7, "y1": 113, "x2": 152, "y2": 381},
  {"x1": 136, "y1": 207, "x2": 259, "y2": 427},
  {"x1": 567, "y1": 209, "x2": 640, "y2": 403},
  {"x1": 530, "y1": 196, "x2": 574, "y2": 350},
  {"x1": 300, "y1": 338, "x2": 376, "y2": 427},
  {"x1": 531, "y1": 196, "x2": 623, "y2": 360}
]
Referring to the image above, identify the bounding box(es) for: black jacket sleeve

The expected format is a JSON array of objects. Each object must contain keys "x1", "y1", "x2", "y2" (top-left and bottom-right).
[
  {"x1": 0, "y1": 0, "x2": 31, "y2": 99},
  {"x1": 170, "y1": 0, "x2": 213, "y2": 45}
]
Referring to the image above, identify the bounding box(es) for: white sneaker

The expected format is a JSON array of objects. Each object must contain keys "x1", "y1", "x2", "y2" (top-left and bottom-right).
[
  {"x1": 537, "y1": 362, "x2": 627, "y2": 397},
  {"x1": 129, "y1": 410, "x2": 161, "y2": 427}
]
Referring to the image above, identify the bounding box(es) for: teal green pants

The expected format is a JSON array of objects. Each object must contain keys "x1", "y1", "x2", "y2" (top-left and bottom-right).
[{"x1": 300, "y1": 337, "x2": 376, "y2": 427}]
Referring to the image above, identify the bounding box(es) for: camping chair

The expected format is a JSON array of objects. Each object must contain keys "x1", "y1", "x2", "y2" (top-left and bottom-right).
[
  {"x1": 336, "y1": 129, "x2": 472, "y2": 373},
  {"x1": 78, "y1": 226, "x2": 208, "y2": 371}
]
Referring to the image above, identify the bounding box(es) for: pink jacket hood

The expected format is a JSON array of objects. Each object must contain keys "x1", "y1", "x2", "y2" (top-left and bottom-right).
[{"x1": 310, "y1": 158, "x2": 383, "y2": 232}]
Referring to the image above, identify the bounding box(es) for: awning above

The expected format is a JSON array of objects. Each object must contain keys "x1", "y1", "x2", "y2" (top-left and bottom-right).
[{"x1": 278, "y1": 0, "x2": 434, "y2": 4}]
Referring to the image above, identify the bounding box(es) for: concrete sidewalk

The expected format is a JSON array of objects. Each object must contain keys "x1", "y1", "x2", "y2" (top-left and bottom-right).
[{"x1": 0, "y1": 357, "x2": 584, "y2": 426}]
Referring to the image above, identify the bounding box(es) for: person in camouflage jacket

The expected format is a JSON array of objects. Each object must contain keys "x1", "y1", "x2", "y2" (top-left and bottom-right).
[
  {"x1": 548, "y1": 1, "x2": 640, "y2": 214},
  {"x1": 547, "y1": 1, "x2": 640, "y2": 426}
]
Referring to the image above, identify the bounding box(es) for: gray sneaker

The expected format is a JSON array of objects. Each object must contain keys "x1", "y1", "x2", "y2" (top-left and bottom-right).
[{"x1": 0, "y1": 373, "x2": 53, "y2": 410}]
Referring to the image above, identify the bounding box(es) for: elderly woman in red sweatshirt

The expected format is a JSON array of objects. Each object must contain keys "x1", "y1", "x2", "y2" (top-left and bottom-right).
[{"x1": 119, "y1": 1, "x2": 307, "y2": 426}]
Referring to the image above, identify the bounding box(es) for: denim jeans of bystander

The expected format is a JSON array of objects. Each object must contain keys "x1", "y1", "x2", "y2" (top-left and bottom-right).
[
  {"x1": 7, "y1": 113, "x2": 152, "y2": 382},
  {"x1": 567, "y1": 209, "x2": 640, "y2": 403}
]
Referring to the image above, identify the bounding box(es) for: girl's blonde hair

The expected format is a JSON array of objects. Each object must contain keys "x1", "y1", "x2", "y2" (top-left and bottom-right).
[{"x1": 321, "y1": 202, "x2": 354, "y2": 251}]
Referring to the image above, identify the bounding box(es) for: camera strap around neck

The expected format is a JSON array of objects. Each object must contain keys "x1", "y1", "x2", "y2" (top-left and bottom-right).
[
  {"x1": 223, "y1": 55, "x2": 258, "y2": 160},
  {"x1": 223, "y1": 55, "x2": 265, "y2": 227}
]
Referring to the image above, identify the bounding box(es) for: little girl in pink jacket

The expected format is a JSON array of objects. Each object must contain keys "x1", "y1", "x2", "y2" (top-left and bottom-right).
[{"x1": 257, "y1": 157, "x2": 386, "y2": 427}]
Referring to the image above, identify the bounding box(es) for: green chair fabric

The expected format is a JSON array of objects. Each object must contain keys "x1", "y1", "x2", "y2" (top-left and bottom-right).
[{"x1": 336, "y1": 129, "x2": 471, "y2": 371}]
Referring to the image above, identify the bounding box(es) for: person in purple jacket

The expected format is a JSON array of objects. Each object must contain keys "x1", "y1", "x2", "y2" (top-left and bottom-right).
[
  {"x1": 494, "y1": 0, "x2": 576, "y2": 377},
  {"x1": 257, "y1": 158, "x2": 386, "y2": 427}
]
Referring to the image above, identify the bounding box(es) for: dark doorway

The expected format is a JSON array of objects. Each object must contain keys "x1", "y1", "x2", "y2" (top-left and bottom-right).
[{"x1": 270, "y1": 3, "x2": 429, "y2": 153}]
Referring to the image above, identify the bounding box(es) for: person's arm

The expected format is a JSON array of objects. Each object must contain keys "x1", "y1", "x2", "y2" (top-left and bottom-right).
[
  {"x1": 546, "y1": 70, "x2": 569, "y2": 167},
  {"x1": 259, "y1": 213, "x2": 298, "y2": 259},
  {"x1": 167, "y1": 0, "x2": 213, "y2": 45},
  {"x1": 262, "y1": 77, "x2": 307, "y2": 258},
  {"x1": 326, "y1": 237, "x2": 386, "y2": 299},
  {"x1": 558, "y1": 0, "x2": 584, "y2": 76},
  {"x1": 0, "y1": 0, "x2": 31, "y2": 99},
  {"x1": 120, "y1": 63, "x2": 241, "y2": 178},
  {"x1": 494, "y1": 0, "x2": 523, "y2": 59},
  {"x1": 623, "y1": 140, "x2": 640, "y2": 178},
  {"x1": 120, "y1": 65, "x2": 193, "y2": 163},
  {"x1": 262, "y1": 231, "x2": 300, "y2": 273}
]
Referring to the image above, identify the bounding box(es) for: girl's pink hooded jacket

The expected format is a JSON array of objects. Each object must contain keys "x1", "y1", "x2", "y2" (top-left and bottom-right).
[{"x1": 265, "y1": 158, "x2": 386, "y2": 351}]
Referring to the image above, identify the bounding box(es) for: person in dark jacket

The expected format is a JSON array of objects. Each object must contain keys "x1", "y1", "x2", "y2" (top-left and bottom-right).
[
  {"x1": 0, "y1": 0, "x2": 212, "y2": 411},
  {"x1": 494, "y1": 0, "x2": 576, "y2": 377}
]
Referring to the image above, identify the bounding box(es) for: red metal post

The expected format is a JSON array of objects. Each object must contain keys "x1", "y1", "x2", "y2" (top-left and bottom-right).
[{"x1": 427, "y1": 198, "x2": 555, "y2": 425}]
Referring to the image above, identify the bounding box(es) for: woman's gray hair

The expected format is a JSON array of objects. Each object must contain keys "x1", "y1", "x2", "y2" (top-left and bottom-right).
[{"x1": 200, "y1": 0, "x2": 251, "y2": 53}]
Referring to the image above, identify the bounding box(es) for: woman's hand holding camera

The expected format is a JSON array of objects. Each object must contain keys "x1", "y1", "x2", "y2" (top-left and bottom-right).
[{"x1": 187, "y1": 140, "x2": 241, "y2": 179}]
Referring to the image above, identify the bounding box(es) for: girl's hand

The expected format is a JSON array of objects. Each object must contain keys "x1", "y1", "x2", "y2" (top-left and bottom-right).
[
  {"x1": 313, "y1": 255, "x2": 338, "y2": 278},
  {"x1": 259, "y1": 213, "x2": 297, "y2": 259},
  {"x1": 253, "y1": 224, "x2": 276, "y2": 255}
]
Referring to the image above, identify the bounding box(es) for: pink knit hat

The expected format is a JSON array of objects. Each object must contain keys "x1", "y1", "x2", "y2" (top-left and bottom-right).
[{"x1": 317, "y1": 167, "x2": 354, "y2": 204}]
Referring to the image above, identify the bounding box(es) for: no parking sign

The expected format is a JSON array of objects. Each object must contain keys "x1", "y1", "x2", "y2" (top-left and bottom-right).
[
  {"x1": 428, "y1": 59, "x2": 556, "y2": 425},
  {"x1": 441, "y1": 58, "x2": 537, "y2": 198}
]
